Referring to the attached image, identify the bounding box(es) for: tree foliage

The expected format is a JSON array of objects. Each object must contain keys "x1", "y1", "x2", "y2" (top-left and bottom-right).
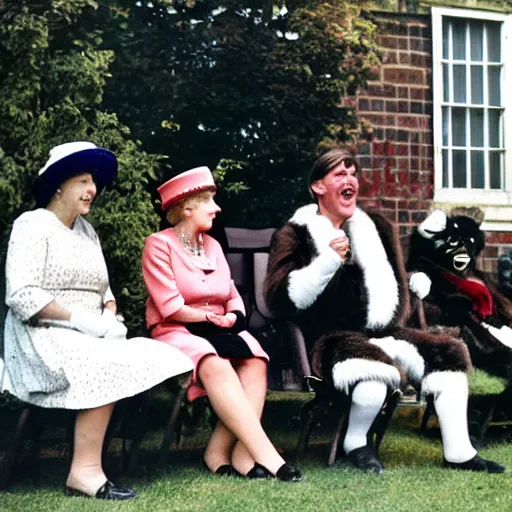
[
  {"x1": 0, "y1": 0, "x2": 382, "y2": 335},
  {"x1": 101, "y1": 0, "x2": 380, "y2": 226},
  {"x1": 0, "y1": 0, "x2": 162, "y2": 334}
]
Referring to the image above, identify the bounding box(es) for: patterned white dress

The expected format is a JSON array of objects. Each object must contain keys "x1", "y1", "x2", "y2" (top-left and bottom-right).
[{"x1": 1, "y1": 209, "x2": 193, "y2": 409}]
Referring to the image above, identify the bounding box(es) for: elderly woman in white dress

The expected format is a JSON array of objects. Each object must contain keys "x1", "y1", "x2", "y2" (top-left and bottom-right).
[{"x1": 0, "y1": 142, "x2": 193, "y2": 500}]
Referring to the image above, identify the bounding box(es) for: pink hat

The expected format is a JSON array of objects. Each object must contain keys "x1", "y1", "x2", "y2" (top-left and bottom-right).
[{"x1": 158, "y1": 166, "x2": 216, "y2": 210}]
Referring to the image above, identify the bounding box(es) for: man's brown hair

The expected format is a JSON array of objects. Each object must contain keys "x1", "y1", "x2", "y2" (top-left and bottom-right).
[{"x1": 308, "y1": 147, "x2": 361, "y2": 200}]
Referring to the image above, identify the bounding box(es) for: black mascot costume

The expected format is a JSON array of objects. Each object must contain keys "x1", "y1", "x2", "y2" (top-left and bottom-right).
[
  {"x1": 407, "y1": 207, "x2": 512, "y2": 383},
  {"x1": 407, "y1": 207, "x2": 512, "y2": 440}
]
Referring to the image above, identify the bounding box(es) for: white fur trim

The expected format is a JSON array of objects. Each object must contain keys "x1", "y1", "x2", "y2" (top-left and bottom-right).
[
  {"x1": 345, "y1": 208, "x2": 399, "y2": 329},
  {"x1": 331, "y1": 358, "x2": 400, "y2": 395},
  {"x1": 290, "y1": 204, "x2": 345, "y2": 251},
  {"x1": 287, "y1": 204, "x2": 344, "y2": 310},
  {"x1": 369, "y1": 336, "x2": 425, "y2": 383},
  {"x1": 288, "y1": 204, "x2": 399, "y2": 327},
  {"x1": 288, "y1": 250, "x2": 343, "y2": 310},
  {"x1": 409, "y1": 272, "x2": 431, "y2": 299},
  {"x1": 418, "y1": 210, "x2": 447, "y2": 239},
  {"x1": 421, "y1": 370, "x2": 467, "y2": 398}
]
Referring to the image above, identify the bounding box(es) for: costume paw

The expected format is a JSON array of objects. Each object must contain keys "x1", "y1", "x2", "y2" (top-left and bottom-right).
[
  {"x1": 409, "y1": 272, "x2": 431, "y2": 299},
  {"x1": 481, "y1": 322, "x2": 512, "y2": 349},
  {"x1": 418, "y1": 210, "x2": 447, "y2": 239}
]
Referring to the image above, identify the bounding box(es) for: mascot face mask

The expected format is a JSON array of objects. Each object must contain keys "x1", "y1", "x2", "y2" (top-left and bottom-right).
[{"x1": 416, "y1": 210, "x2": 485, "y2": 275}]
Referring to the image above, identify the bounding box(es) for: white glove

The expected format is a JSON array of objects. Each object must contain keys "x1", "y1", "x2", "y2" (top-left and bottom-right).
[
  {"x1": 481, "y1": 322, "x2": 512, "y2": 349},
  {"x1": 69, "y1": 307, "x2": 110, "y2": 338},
  {"x1": 409, "y1": 272, "x2": 431, "y2": 300},
  {"x1": 102, "y1": 309, "x2": 128, "y2": 339}
]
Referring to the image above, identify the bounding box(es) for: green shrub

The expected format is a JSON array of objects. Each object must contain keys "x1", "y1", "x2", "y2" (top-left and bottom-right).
[{"x1": 0, "y1": 1, "x2": 162, "y2": 334}]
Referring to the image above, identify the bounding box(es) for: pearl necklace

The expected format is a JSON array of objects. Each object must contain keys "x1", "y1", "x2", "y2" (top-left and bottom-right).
[
  {"x1": 176, "y1": 228, "x2": 216, "y2": 270},
  {"x1": 177, "y1": 229, "x2": 205, "y2": 258}
]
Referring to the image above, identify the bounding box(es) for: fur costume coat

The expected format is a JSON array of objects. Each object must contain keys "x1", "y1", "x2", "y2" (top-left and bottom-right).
[{"x1": 265, "y1": 204, "x2": 471, "y2": 395}]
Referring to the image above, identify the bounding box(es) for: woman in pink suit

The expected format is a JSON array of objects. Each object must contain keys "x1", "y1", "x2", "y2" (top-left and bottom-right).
[{"x1": 142, "y1": 167, "x2": 301, "y2": 481}]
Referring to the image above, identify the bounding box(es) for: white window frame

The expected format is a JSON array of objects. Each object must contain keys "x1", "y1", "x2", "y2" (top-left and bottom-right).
[{"x1": 432, "y1": 7, "x2": 512, "y2": 231}]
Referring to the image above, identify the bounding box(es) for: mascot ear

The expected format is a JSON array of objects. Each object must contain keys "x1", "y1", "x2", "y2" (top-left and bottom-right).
[
  {"x1": 418, "y1": 210, "x2": 447, "y2": 239},
  {"x1": 449, "y1": 206, "x2": 484, "y2": 226}
]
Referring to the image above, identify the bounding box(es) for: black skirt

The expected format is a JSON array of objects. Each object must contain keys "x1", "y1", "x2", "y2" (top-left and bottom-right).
[{"x1": 184, "y1": 311, "x2": 254, "y2": 359}]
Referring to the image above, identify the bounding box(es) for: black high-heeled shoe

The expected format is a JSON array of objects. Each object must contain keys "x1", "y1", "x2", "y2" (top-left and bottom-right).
[
  {"x1": 65, "y1": 480, "x2": 136, "y2": 500},
  {"x1": 202, "y1": 458, "x2": 242, "y2": 477},
  {"x1": 275, "y1": 463, "x2": 302, "y2": 482},
  {"x1": 246, "y1": 463, "x2": 272, "y2": 479},
  {"x1": 249, "y1": 462, "x2": 302, "y2": 482}
]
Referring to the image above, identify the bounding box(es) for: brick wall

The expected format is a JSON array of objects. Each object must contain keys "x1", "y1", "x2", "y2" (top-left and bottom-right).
[
  {"x1": 351, "y1": 12, "x2": 433, "y2": 237},
  {"x1": 351, "y1": 11, "x2": 512, "y2": 275},
  {"x1": 480, "y1": 232, "x2": 512, "y2": 275}
]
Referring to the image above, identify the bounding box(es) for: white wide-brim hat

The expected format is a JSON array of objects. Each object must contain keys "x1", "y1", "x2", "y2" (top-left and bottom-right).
[{"x1": 33, "y1": 141, "x2": 118, "y2": 207}]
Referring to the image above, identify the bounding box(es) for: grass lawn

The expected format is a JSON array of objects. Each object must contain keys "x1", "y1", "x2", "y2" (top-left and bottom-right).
[{"x1": 1, "y1": 371, "x2": 512, "y2": 512}]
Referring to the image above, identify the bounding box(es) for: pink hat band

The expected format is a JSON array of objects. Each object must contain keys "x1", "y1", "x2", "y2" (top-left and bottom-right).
[{"x1": 158, "y1": 166, "x2": 216, "y2": 210}]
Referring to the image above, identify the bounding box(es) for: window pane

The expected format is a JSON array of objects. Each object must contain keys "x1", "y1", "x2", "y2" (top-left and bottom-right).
[
  {"x1": 443, "y1": 149, "x2": 449, "y2": 188},
  {"x1": 487, "y1": 21, "x2": 501, "y2": 62},
  {"x1": 443, "y1": 20, "x2": 449, "y2": 59},
  {"x1": 470, "y1": 109, "x2": 484, "y2": 147},
  {"x1": 452, "y1": 107, "x2": 466, "y2": 147},
  {"x1": 488, "y1": 66, "x2": 501, "y2": 106},
  {"x1": 442, "y1": 106, "x2": 449, "y2": 145},
  {"x1": 443, "y1": 63, "x2": 450, "y2": 102},
  {"x1": 488, "y1": 110, "x2": 502, "y2": 147},
  {"x1": 453, "y1": 65, "x2": 466, "y2": 103},
  {"x1": 452, "y1": 19, "x2": 466, "y2": 60},
  {"x1": 470, "y1": 151, "x2": 484, "y2": 188},
  {"x1": 470, "y1": 20, "x2": 483, "y2": 61},
  {"x1": 453, "y1": 150, "x2": 467, "y2": 187},
  {"x1": 470, "y1": 65, "x2": 483, "y2": 104},
  {"x1": 489, "y1": 151, "x2": 502, "y2": 189}
]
